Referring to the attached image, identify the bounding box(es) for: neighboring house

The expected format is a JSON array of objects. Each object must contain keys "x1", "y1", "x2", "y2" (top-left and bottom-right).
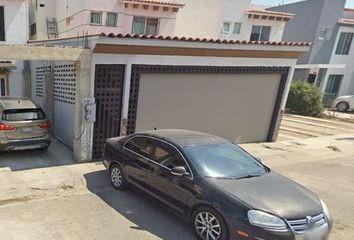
[
  {"x1": 270, "y1": 0, "x2": 354, "y2": 105},
  {"x1": 175, "y1": 0, "x2": 293, "y2": 42},
  {"x1": 29, "y1": 0, "x2": 184, "y2": 40},
  {"x1": 0, "y1": 0, "x2": 28, "y2": 96},
  {"x1": 29, "y1": 0, "x2": 292, "y2": 42}
]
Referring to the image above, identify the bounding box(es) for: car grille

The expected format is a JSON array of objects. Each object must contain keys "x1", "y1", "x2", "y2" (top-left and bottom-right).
[{"x1": 286, "y1": 213, "x2": 327, "y2": 234}]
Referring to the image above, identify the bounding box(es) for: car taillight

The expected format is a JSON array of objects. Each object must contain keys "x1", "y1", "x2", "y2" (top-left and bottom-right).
[
  {"x1": 0, "y1": 123, "x2": 15, "y2": 131},
  {"x1": 39, "y1": 121, "x2": 51, "y2": 129}
]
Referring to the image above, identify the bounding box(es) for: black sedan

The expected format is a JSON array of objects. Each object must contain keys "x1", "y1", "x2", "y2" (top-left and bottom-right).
[{"x1": 103, "y1": 129, "x2": 332, "y2": 240}]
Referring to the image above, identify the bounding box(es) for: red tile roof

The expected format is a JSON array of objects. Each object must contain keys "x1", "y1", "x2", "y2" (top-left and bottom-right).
[
  {"x1": 246, "y1": 9, "x2": 295, "y2": 18},
  {"x1": 344, "y1": 8, "x2": 354, "y2": 12},
  {"x1": 100, "y1": 33, "x2": 313, "y2": 46},
  {"x1": 121, "y1": 0, "x2": 184, "y2": 7},
  {"x1": 339, "y1": 18, "x2": 354, "y2": 25}
]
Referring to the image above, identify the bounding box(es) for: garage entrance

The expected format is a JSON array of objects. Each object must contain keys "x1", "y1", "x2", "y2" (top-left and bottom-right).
[
  {"x1": 92, "y1": 65, "x2": 125, "y2": 159},
  {"x1": 127, "y1": 65, "x2": 288, "y2": 143}
]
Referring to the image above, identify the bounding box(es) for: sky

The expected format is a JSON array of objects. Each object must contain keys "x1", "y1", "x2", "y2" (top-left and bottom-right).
[{"x1": 252, "y1": 0, "x2": 354, "y2": 8}]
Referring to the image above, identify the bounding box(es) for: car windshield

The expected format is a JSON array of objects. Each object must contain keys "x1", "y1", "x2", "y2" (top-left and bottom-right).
[
  {"x1": 184, "y1": 142, "x2": 267, "y2": 178},
  {"x1": 2, "y1": 108, "x2": 46, "y2": 121}
]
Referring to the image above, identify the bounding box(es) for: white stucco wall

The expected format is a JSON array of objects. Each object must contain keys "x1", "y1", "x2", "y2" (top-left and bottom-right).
[
  {"x1": 323, "y1": 25, "x2": 354, "y2": 96},
  {"x1": 0, "y1": 0, "x2": 28, "y2": 44},
  {"x1": 174, "y1": 0, "x2": 285, "y2": 41},
  {"x1": 0, "y1": 0, "x2": 28, "y2": 97},
  {"x1": 174, "y1": 0, "x2": 220, "y2": 38}
]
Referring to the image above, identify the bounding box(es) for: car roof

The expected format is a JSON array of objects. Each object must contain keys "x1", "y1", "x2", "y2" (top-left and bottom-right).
[
  {"x1": 136, "y1": 129, "x2": 228, "y2": 147},
  {"x1": 0, "y1": 97, "x2": 38, "y2": 110}
]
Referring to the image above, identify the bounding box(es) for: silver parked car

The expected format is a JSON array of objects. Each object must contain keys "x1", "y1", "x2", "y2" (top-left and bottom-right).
[
  {"x1": 0, "y1": 97, "x2": 52, "y2": 151},
  {"x1": 332, "y1": 95, "x2": 354, "y2": 112}
]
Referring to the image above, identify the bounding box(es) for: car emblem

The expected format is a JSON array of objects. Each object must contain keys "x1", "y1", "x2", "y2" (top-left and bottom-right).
[{"x1": 306, "y1": 216, "x2": 316, "y2": 229}]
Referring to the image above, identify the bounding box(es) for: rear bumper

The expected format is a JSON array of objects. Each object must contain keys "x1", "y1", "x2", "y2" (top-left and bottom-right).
[{"x1": 0, "y1": 135, "x2": 52, "y2": 151}]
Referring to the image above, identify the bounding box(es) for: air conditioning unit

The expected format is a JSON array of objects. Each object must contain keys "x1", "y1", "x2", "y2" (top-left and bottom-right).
[{"x1": 39, "y1": 0, "x2": 45, "y2": 7}]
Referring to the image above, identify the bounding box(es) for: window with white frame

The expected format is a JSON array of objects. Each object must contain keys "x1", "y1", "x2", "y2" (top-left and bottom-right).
[
  {"x1": 319, "y1": 28, "x2": 333, "y2": 41},
  {"x1": 132, "y1": 17, "x2": 159, "y2": 35},
  {"x1": 335, "y1": 32, "x2": 354, "y2": 55},
  {"x1": 233, "y1": 22, "x2": 242, "y2": 34},
  {"x1": 250, "y1": 25, "x2": 271, "y2": 41},
  {"x1": 90, "y1": 12, "x2": 102, "y2": 25},
  {"x1": 106, "y1": 13, "x2": 118, "y2": 27},
  {"x1": 222, "y1": 22, "x2": 231, "y2": 34}
]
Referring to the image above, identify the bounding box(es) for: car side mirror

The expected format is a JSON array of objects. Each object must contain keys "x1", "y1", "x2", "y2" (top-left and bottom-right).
[{"x1": 171, "y1": 166, "x2": 189, "y2": 177}]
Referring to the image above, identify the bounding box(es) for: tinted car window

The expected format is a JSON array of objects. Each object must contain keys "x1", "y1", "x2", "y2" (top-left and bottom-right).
[
  {"x1": 184, "y1": 142, "x2": 266, "y2": 178},
  {"x1": 3, "y1": 108, "x2": 46, "y2": 121},
  {"x1": 153, "y1": 142, "x2": 189, "y2": 172},
  {"x1": 124, "y1": 137, "x2": 154, "y2": 158}
]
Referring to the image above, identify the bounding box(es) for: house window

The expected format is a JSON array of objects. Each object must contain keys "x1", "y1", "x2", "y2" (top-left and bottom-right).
[
  {"x1": 319, "y1": 28, "x2": 333, "y2": 41},
  {"x1": 335, "y1": 32, "x2": 354, "y2": 55},
  {"x1": 250, "y1": 25, "x2": 271, "y2": 41},
  {"x1": 0, "y1": 75, "x2": 7, "y2": 96},
  {"x1": 222, "y1": 22, "x2": 231, "y2": 34},
  {"x1": 323, "y1": 75, "x2": 343, "y2": 105},
  {"x1": 30, "y1": 23, "x2": 37, "y2": 36},
  {"x1": 132, "y1": 17, "x2": 159, "y2": 35},
  {"x1": 106, "y1": 13, "x2": 118, "y2": 27},
  {"x1": 0, "y1": 6, "x2": 5, "y2": 41},
  {"x1": 90, "y1": 12, "x2": 102, "y2": 25},
  {"x1": 233, "y1": 22, "x2": 242, "y2": 34}
]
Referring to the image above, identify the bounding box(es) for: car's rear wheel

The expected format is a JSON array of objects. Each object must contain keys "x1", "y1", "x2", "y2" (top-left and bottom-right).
[
  {"x1": 110, "y1": 164, "x2": 127, "y2": 190},
  {"x1": 192, "y1": 206, "x2": 228, "y2": 240},
  {"x1": 336, "y1": 102, "x2": 349, "y2": 112}
]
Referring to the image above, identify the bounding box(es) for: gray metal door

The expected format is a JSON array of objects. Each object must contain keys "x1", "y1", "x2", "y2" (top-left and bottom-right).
[{"x1": 93, "y1": 64, "x2": 125, "y2": 159}]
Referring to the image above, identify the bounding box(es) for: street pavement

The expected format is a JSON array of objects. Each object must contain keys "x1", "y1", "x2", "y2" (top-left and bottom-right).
[{"x1": 0, "y1": 131, "x2": 353, "y2": 239}]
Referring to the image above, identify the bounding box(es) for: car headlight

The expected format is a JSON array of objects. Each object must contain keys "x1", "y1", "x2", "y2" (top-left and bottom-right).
[
  {"x1": 248, "y1": 210, "x2": 287, "y2": 230},
  {"x1": 320, "y1": 199, "x2": 331, "y2": 221}
]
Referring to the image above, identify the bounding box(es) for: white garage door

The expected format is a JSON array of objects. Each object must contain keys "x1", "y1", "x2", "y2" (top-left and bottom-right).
[{"x1": 136, "y1": 73, "x2": 281, "y2": 143}]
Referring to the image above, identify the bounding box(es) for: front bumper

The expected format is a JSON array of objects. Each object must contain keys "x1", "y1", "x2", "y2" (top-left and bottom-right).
[
  {"x1": 227, "y1": 217, "x2": 330, "y2": 240},
  {"x1": 0, "y1": 136, "x2": 52, "y2": 151}
]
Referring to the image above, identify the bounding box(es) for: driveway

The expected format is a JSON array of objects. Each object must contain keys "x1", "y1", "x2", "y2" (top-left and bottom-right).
[
  {"x1": 0, "y1": 139, "x2": 75, "y2": 172},
  {"x1": 0, "y1": 134, "x2": 353, "y2": 239}
]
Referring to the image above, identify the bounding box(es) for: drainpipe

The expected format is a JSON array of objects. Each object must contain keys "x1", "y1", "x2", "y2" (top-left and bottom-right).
[{"x1": 120, "y1": 62, "x2": 132, "y2": 136}]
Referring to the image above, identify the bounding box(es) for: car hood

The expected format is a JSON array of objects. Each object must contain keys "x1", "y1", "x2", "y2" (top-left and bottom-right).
[{"x1": 207, "y1": 171, "x2": 323, "y2": 219}]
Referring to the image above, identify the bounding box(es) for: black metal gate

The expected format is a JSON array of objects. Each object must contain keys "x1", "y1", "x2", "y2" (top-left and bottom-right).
[{"x1": 93, "y1": 64, "x2": 125, "y2": 159}]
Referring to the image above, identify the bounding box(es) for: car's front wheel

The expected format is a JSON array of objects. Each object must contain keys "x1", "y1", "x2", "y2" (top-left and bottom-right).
[
  {"x1": 192, "y1": 206, "x2": 228, "y2": 240},
  {"x1": 336, "y1": 102, "x2": 349, "y2": 112},
  {"x1": 110, "y1": 164, "x2": 127, "y2": 190}
]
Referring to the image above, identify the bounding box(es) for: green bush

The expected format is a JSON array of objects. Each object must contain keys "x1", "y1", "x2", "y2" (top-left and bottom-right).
[{"x1": 286, "y1": 81, "x2": 324, "y2": 117}]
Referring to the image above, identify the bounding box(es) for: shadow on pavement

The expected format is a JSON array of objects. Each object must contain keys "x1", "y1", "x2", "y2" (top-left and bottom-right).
[
  {"x1": 84, "y1": 170, "x2": 196, "y2": 240},
  {"x1": 0, "y1": 139, "x2": 76, "y2": 171}
]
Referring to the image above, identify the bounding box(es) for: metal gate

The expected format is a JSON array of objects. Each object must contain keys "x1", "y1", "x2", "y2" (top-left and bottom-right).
[{"x1": 93, "y1": 64, "x2": 125, "y2": 159}]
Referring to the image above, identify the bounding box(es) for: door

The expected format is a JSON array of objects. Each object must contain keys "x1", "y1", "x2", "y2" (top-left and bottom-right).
[
  {"x1": 0, "y1": 75, "x2": 7, "y2": 96},
  {"x1": 93, "y1": 65, "x2": 125, "y2": 159},
  {"x1": 323, "y1": 75, "x2": 343, "y2": 106},
  {"x1": 122, "y1": 136, "x2": 154, "y2": 188},
  {"x1": 135, "y1": 73, "x2": 281, "y2": 143},
  {"x1": 146, "y1": 139, "x2": 193, "y2": 215}
]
